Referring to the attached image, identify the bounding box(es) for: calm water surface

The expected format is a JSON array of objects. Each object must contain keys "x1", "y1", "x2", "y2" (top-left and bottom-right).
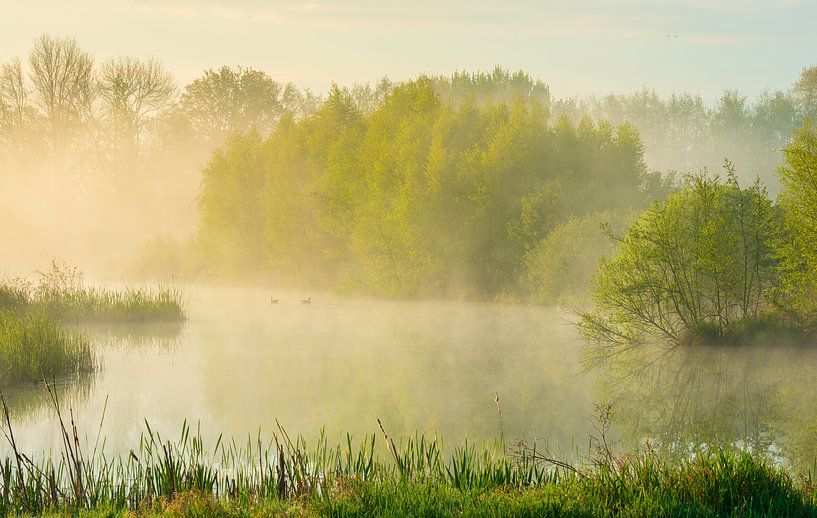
[
  {"x1": 6, "y1": 287, "x2": 592, "y2": 458},
  {"x1": 6, "y1": 287, "x2": 817, "y2": 472}
]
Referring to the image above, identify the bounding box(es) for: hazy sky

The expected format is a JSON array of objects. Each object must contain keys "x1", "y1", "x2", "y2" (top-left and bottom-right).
[{"x1": 1, "y1": 0, "x2": 815, "y2": 102}]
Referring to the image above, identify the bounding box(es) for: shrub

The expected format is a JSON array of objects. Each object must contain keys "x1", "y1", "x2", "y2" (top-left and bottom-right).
[
  {"x1": 524, "y1": 210, "x2": 632, "y2": 304},
  {"x1": 579, "y1": 167, "x2": 780, "y2": 346}
]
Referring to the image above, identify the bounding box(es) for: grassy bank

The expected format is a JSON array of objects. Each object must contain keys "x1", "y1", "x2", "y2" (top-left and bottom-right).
[{"x1": 1, "y1": 411, "x2": 815, "y2": 517}]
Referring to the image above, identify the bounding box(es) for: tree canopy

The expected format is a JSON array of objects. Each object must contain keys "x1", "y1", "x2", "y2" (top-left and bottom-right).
[
  {"x1": 196, "y1": 78, "x2": 664, "y2": 298},
  {"x1": 579, "y1": 167, "x2": 780, "y2": 347},
  {"x1": 776, "y1": 120, "x2": 817, "y2": 324}
]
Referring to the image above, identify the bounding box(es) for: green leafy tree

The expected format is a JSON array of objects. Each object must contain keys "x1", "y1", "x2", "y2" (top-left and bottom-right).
[
  {"x1": 775, "y1": 120, "x2": 817, "y2": 324},
  {"x1": 793, "y1": 66, "x2": 817, "y2": 120},
  {"x1": 579, "y1": 169, "x2": 779, "y2": 347},
  {"x1": 197, "y1": 130, "x2": 268, "y2": 277},
  {"x1": 524, "y1": 211, "x2": 632, "y2": 304},
  {"x1": 195, "y1": 74, "x2": 659, "y2": 299},
  {"x1": 181, "y1": 66, "x2": 305, "y2": 144}
]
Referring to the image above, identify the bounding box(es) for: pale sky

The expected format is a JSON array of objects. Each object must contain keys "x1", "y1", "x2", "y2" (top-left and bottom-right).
[{"x1": 1, "y1": 0, "x2": 815, "y2": 103}]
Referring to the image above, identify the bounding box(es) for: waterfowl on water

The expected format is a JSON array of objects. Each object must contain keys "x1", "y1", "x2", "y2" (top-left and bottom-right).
[
  {"x1": 301, "y1": 297, "x2": 312, "y2": 305},
  {"x1": 270, "y1": 296, "x2": 279, "y2": 304}
]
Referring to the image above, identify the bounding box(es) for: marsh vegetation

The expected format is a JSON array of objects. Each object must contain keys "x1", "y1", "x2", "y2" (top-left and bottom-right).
[
  {"x1": 0, "y1": 310, "x2": 93, "y2": 386},
  {"x1": 2, "y1": 29, "x2": 817, "y2": 517},
  {"x1": 0, "y1": 261, "x2": 184, "y2": 387},
  {"x1": 5, "y1": 261, "x2": 186, "y2": 324},
  {"x1": 1, "y1": 381, "x2": 815, "y2": 517}
]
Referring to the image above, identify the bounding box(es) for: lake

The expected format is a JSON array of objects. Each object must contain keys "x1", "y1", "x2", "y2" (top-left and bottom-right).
[{"x1": 5, "y1": 286, "x2": 817, "y2": 473}]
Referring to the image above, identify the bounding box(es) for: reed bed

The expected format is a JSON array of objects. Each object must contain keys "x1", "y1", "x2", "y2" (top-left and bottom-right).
[
  {"x1": 33, "y1": 285, "x2": 186, "y2": 323},
  {"x1": 0, "y1": 310, "x2": 94, "y2": 386},
  {"x1": 0, "y1": 261, "x2": 186, "y2": 324},
  {"x1": 0, "y1": 261, "x2": 182, "y2": 389},
  {"x1": 0, "y1": 390, "x2": 814, "y2": 517},
  {"x1": 0, "y1": 280, "x2": 29, "y2": 314}
]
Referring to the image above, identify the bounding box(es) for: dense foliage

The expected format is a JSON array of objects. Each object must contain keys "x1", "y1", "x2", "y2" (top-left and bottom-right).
[
  {"x1": 195, "y1": 79, "x2": 666, "y2": 298},
  {"x1": 2, "y1": 33, "x2": 815, "y2": 276},
  {"x1": 524, "y1": 210, "x2": 633, "y2": 304},
  {"x1": 581, "y1": 121, "x2": 817, "y2": 346},
  {"x1": 776, "y1": 120, "x2": 817, "y2": 325},
  {"x1": 579, "y1": 168, "x2": 781, "y2": 346}
]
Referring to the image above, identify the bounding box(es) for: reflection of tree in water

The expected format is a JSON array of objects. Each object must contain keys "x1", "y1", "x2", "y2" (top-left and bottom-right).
[
  {"x1": 775, "y1": 366, "x2": 817, "y2": 475},
  {"x1": 192, "y1": 303, "x2": 593, "y2": 450},
  {"x1": 1, "y1": 372, "x2": 95, "y2": 424},
  {"x1": 593, "y1": 344, "x2": 817, "y2": 471}
]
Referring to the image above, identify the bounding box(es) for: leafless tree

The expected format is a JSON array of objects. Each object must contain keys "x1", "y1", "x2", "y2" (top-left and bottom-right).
[
  {"x1": 97, "y1": 57, "x2": 176, "y2": 156},
  {"x1": 0, "y1": 58, "x2": 32, "y2": 152},
  {"x1": 28, "y1": 34, "x2": 94, "y2": 133}
]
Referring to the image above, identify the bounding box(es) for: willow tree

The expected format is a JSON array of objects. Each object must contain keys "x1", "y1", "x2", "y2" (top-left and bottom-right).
[{"x1": 579, "y1": 167, "x2": 779, "y2": 348}]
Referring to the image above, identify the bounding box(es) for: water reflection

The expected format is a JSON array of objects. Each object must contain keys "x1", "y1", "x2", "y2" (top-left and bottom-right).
[
  {"x1": 81, "y1": 321, "x2": 185, "y2": 350},
  {"x1": 3, "y1": 288, "x2": 597, "y2": 460},
  {"x1": 189, "y1": 291, "x2": 594, "y2": 451},
  {"x1": 594, "y1": 342, "x2": 817, "y2": 473},
  {"x1": 1, "y1": 373, "x2": 95, "y2": 424},
  {"x1": 6, "y1": 287, "x2": 817, "y2": 474}
]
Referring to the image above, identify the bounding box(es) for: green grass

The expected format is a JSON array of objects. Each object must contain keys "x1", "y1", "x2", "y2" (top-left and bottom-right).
[
  {"x1": 0, "y1": 310, "x2": 94, "y2": 386},
  {"x1": 0, "y1": 412, "x2": 814, "y2": 517},
  {"x1": 33, "y1": 285, "x2": 186, "y2": 323},
  {"x1": 0, "y1": 261, "x2": 186, "y2": 324},
  {"x1": 31, "y1": 261, "x2": 186, "y2": 323},
  {"x1": 0, "y1": 261, "x2": 183, "y2": 388}
]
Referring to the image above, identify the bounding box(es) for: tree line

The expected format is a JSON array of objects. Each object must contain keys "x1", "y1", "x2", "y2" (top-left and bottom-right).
[
  {"x1": 0, "y1": 34, "x2": 320, "y2": 259},
  {"x1": 554, "y1": 73, "x2": 817, "y2": 193},
  {"x1": 4, "y1": 34, "x2": 817, "y2": 300},
  {"x1": 0, "y1": 35, "x2": 319, "y2": 171},
  {"x1": 3, "y1": 34, "x2": 815, "y2": 200},
  {"x1": 192, "y1": 78, "x2": 672, "y2": 298},
  {"x1": 186, "y1": 64, "x2": 817, "y2": 301}
]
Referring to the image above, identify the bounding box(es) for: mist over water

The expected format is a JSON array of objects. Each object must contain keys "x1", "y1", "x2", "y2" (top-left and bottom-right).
[
  {"x1": 3, "y1": 287, "x2": 593, "y2": 459},
  {"x1": 4, "y1": 285, "x2": 817, "y2": 474},
  {"x1": 2, "y1": 35, "x2": 817, "y2": 508}
]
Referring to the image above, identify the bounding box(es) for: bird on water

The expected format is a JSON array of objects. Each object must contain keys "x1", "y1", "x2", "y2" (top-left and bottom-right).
[{"x1": 301, "y1": 297, "x2": 312, "y2": 305}]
